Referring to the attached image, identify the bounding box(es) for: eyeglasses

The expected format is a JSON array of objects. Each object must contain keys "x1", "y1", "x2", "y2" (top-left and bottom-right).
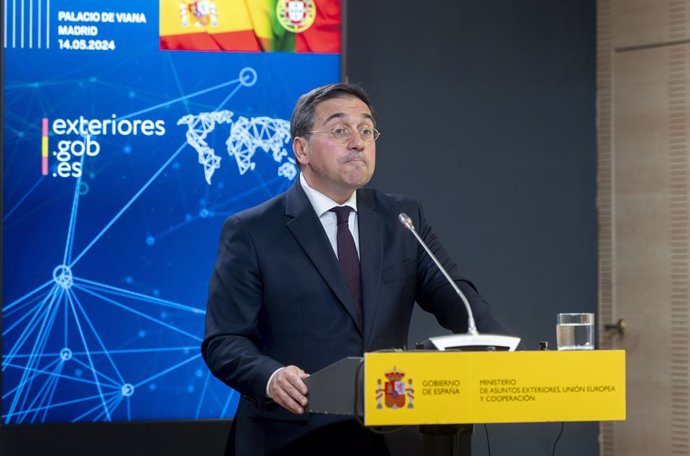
[{"x1": 309, "y1": 125, "x2": 381, "y2": 143}]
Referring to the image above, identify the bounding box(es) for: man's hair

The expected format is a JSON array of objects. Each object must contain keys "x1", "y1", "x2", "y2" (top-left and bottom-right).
[{"x1": 290, "y1": 83, "x2": 376, "y2": 139}]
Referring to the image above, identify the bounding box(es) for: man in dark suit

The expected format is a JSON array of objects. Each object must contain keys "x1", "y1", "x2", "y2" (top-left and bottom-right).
[{"x1": 202, "y1": 83, "x2": 507, "y2": 455}]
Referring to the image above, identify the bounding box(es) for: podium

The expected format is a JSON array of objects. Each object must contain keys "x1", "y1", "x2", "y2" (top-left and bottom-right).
[{"x1": 305, "y1": 350, "x2": 626, "y2": 456}]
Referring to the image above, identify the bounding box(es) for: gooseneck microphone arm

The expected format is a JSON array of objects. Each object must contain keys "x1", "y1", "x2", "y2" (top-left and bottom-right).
[{"x1": 398, "y1": 212, "x2": 479, "y2": 336}]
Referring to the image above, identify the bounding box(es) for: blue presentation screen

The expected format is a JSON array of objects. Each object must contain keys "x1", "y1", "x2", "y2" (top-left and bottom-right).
[{"x1": 2, "y1": 0, "x2": 341, "y2": 424}]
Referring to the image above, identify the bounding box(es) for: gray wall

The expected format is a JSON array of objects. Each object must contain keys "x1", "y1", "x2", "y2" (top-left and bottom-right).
[
  {"x1": 1, "y1": 1, "x2": 597, "y2": 455},
  {"x1": 346, "y1": 0, "x2": 597, "y2": 455}
]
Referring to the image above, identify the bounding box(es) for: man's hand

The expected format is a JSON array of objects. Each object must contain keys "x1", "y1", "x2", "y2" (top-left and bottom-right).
[{"x1": 268, "y1": 365, "x2": 310, "y2": 414}]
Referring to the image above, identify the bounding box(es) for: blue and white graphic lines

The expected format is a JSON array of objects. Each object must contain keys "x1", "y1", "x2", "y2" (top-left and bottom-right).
[{"x1": 2, "y1": 66, "x2": 294, "y2": 423}]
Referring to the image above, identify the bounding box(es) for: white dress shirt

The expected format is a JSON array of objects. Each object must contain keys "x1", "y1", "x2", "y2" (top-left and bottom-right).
[{"x1": 299, "y1": 172, "x2": 360, "y2": 258}]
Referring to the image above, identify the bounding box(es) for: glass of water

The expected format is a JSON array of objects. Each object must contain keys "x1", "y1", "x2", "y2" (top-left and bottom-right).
[{"x1": 556, "y1": 313, "x2": 595, "y2": 350}]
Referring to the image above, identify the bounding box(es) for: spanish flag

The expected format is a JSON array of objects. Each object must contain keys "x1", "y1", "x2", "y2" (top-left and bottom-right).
[{"x1": 159, "y1": 0, "x2": 340, "y2": 53}]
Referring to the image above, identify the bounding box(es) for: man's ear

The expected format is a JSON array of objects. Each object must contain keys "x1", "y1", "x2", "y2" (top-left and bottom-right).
[{"x1": 292, "y1": 136, "x2": 310, "y2": 166}]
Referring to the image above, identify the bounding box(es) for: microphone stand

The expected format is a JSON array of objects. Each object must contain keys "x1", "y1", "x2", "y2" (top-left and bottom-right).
[
  {"x1": 399, "y1": 213, "x2": 478, "y2": 335},
  {"x1": 398, "y1": 213, "x2": 520, "y2": 352}
]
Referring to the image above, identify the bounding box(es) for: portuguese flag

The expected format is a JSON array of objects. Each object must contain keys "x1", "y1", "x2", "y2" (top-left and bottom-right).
[{"x1": 159, "y1": 0, "x2": 341, "y2": 53}]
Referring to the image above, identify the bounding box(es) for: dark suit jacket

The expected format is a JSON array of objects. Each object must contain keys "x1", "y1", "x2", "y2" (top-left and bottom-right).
[{"x1": 202, "y1": 182, "x2": 507, "y2": 455}]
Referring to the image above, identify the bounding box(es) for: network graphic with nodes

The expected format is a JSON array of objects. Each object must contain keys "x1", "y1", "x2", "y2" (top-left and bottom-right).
[{"x1": 2, "y1": 50, "x2": 337, "y2": 424}]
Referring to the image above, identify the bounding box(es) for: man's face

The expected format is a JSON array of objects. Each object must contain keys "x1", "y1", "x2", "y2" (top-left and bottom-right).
[{"x1": 293, "y1": 96, "x2": 376, "y2": 203}]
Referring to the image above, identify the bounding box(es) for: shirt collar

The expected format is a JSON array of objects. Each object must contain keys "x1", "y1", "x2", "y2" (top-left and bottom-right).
[{"x1": 300, "y1": 173, "x2": 357, "y2": 217}]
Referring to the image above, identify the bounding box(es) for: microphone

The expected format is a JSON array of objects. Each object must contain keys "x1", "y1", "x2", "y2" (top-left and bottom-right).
[
  {"x1": 398, "y1": 212, "x2": 478, "y2": 335},
  {"x1": 398, "y1": 212, "x2": 520, "y2": 351}
]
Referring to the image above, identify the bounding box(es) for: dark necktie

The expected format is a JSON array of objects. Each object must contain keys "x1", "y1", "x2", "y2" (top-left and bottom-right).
[{"x1": 330, "y1": 206, "x2": 362, "y2": 320}]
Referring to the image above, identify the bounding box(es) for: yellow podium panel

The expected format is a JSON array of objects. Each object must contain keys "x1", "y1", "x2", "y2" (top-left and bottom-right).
[{"x1": 364, "y1": 350, "x2": 626, "y2": 426}]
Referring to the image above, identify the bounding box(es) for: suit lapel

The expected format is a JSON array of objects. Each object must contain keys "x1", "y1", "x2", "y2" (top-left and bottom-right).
[
  {"x1": 357, "y1": 189, "x2": 383, "y2": 347},
  {"x1": 285, "y1": 182, "x2": 363, "y2": 334}
]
